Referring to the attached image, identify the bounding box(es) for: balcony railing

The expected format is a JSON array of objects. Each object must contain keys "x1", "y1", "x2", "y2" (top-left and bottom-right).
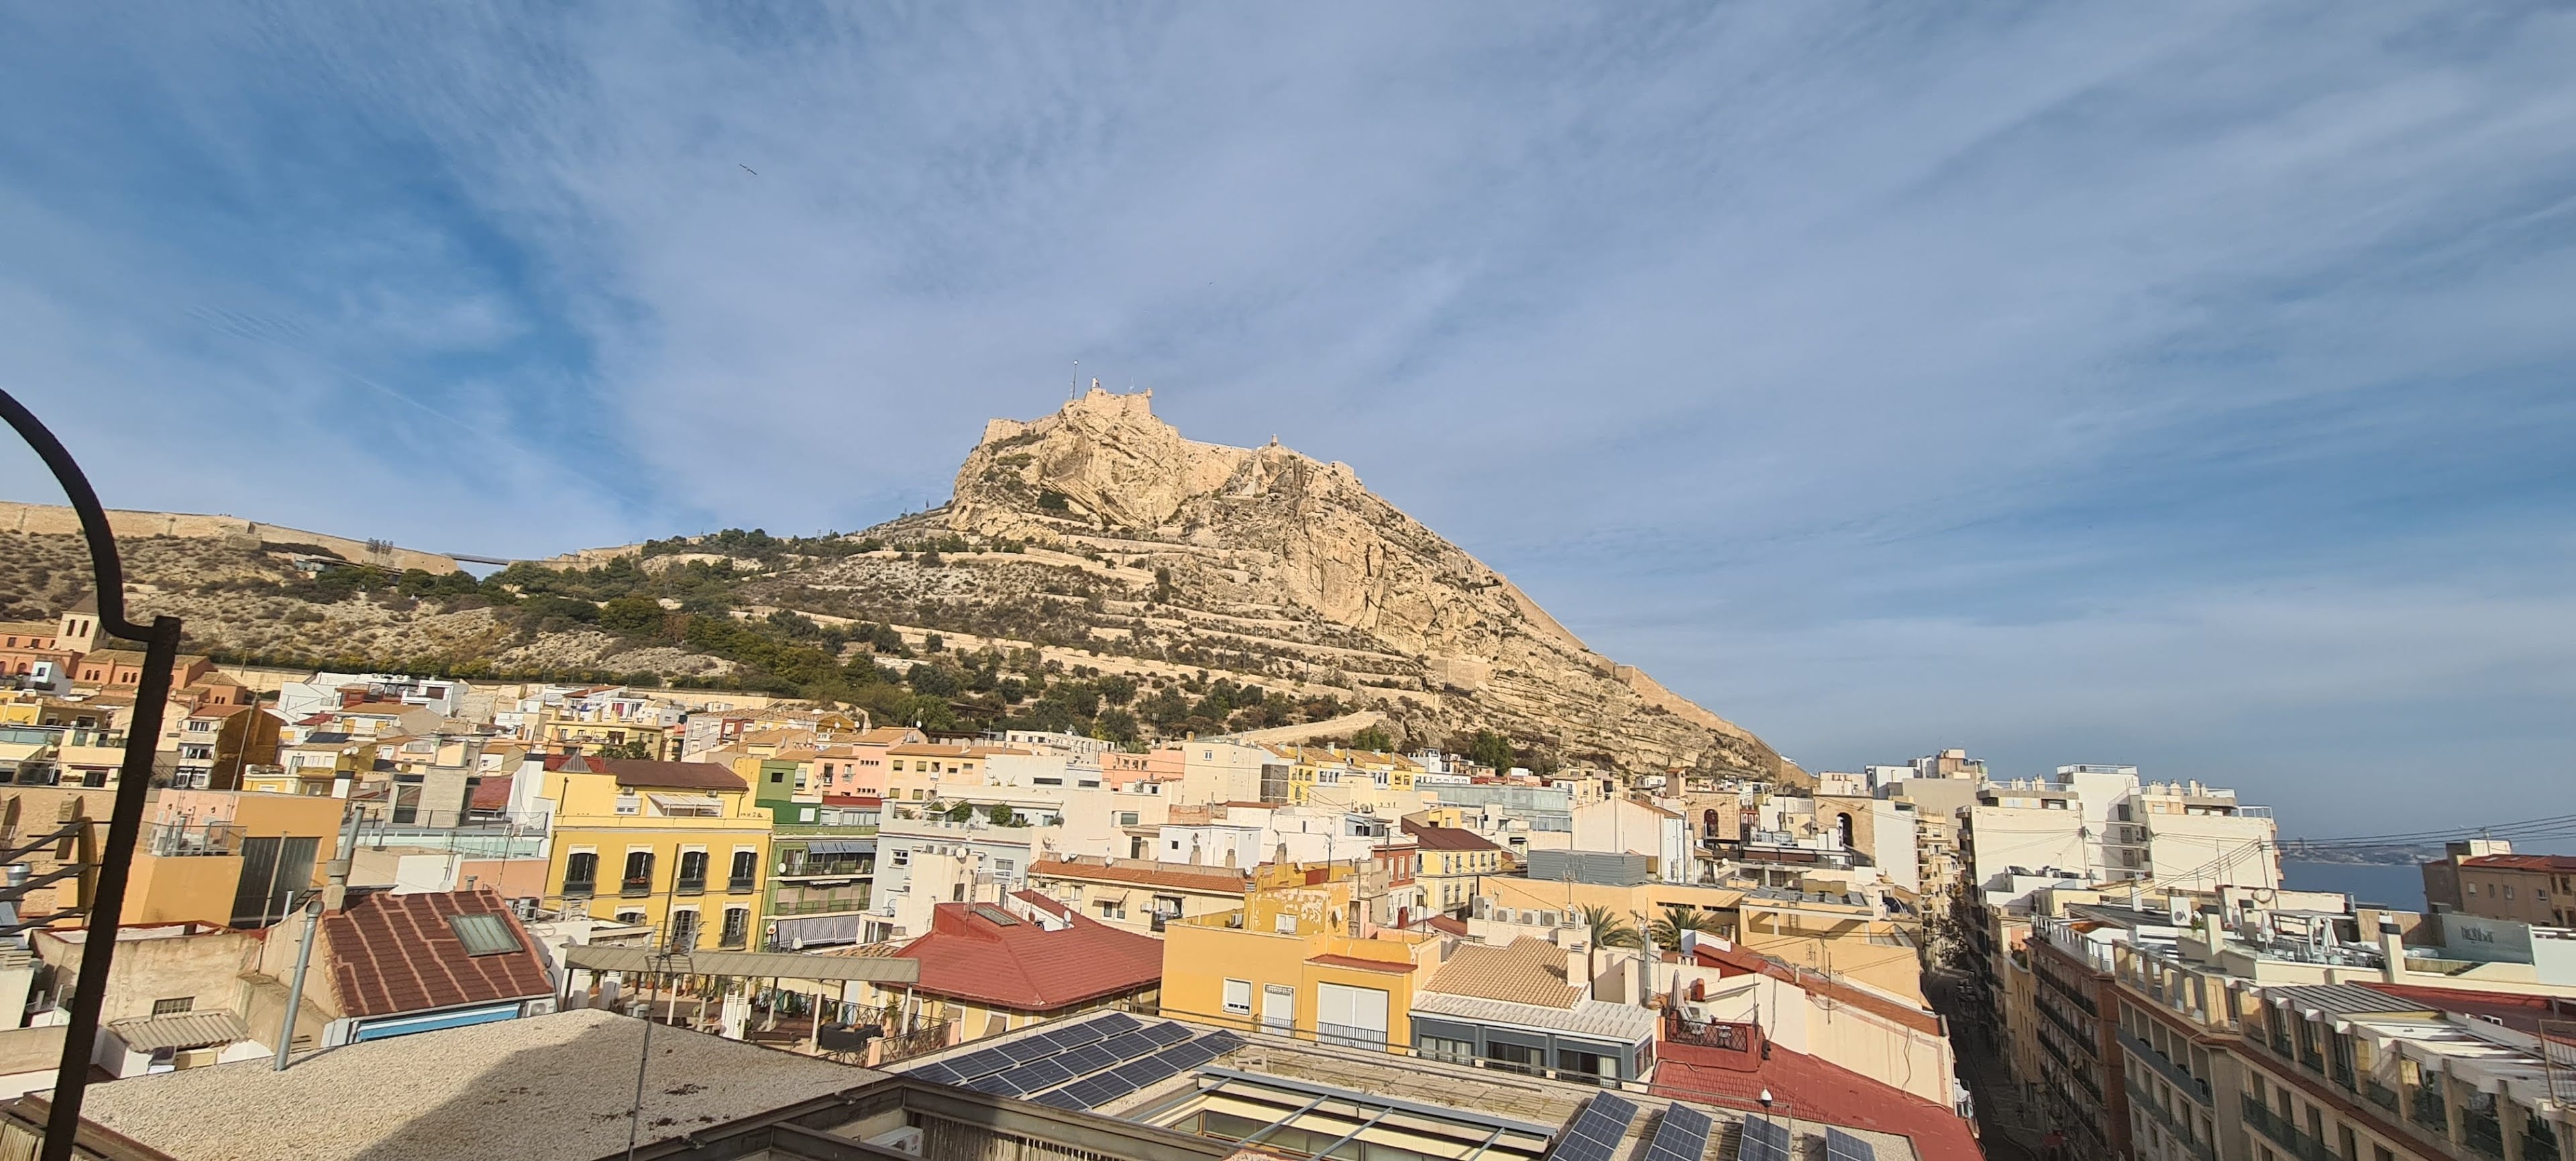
[
  {"x1": 2116, "y1": 1028, "x2": 2212, "y2": 1105},
  {"x1": 2411, "y1": 1084, "x2": 2449, "y2": 1136},
  {"x1": 621, "y1": 876, "x2": 653, "y2": 897},
  {"x1": 729, "y1": 874, "x2": 757, "y2": 894},
  {"x1": 2125, "y1": 1078, "x2": 2215, "y2": 1161},
  {"x1": 564, "y1": 878, "x2": 596, "y2": 898},
  {"x1": 2362, "y1": 1079, "x2": 2399, "y2": 1113},
  {"x1": 676, "y1": 874, "x2": 706, "y2": 896},
  {"x1": 143, "y1": 821, "x2": 244, "y2": 857},
  {"x1": 2241, "y1": 1093, "x2": 2334, "y2": 1161}
]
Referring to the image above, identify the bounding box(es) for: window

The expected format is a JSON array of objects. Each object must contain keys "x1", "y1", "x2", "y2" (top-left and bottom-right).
[
  {"x1": 891, "y1": 849, "x2": 910, "y2": 867},
  {"x1": 729, "y1": 849, "x2": 757, "y2": 892},
  {"x1": 1221, "y1": 978, "x2": 1253, "y2": 1016},
  {"x1": 720, "y1": 907, "x2": 750, "y2": 948},
  {"x1": 1118, "y1": 811, "x2": 1140, "y2": 827},
  {"x1": 151, "y1": 997, "x2": 194, "y2": 1015},
  {"x1": 1273, "y1": 913, "x2": 1297, "y2": 934},
  {"x1": 449, "y1": 913, "x2": 525, "y2": 956},
  {"x1": 623, "y1": 850, "x2": 655, "y2": 895},
  {"x1": 1422, "y1": 1035, "x2": 1474, "y2": 1064},
  {"x1": 564, "y1": 852, "x2": 598, "y2": 897},
  {"x1": 2504, "y1": 887, "x2": 2515, "y2": 900},
  {"x1": 615, "y1": 794, "x2": 639, "y2": 815},
  {"x1": 676, "y1": 850, "x2": 709, "y2": 894},
  {"x1": 1097, "y1": 901, "x2": 1126, "y2": 919}
]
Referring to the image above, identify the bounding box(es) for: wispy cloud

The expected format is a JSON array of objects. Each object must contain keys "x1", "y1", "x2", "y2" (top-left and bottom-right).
[{"x1": 2, "y1": 3, "x2": 2572, "y2": 834}]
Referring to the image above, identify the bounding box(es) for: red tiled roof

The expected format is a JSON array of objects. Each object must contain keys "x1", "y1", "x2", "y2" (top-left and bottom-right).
[
  {"x1": 1654, "y1": 1038, "x2": 1980, "y2": 1161},
  {"x1": 894, "y1": 903, "x2": 1162, "y2": 1011},
  {"x1": 2461, "y1": 853, "x2": 2576, "y2": 872},
  {"x1": 541, "y1": 753, "x2": 745, "y2": 792},
  {"x1": 321, "y1": 888, "x2": 551, "y2": 1019},
  {"x1": 1426, "y1": 915, "x2": 1470, "y2": 936},
  {"x1": 468, "y1": 774, "x2": 513, "y2": 811},
  {"x1": 1402, "y1": 821, "x2": 1501, "y2": 852},
  {"x1": 1028, "y1": 857, "x2": 1249, "y2": 893},
  {"x1": 1009, "y1": 890, "x2": 1073, "y2": 921},
  {"x1": 1306, "y1": 954, "x2": 1413, "y2": 973}
]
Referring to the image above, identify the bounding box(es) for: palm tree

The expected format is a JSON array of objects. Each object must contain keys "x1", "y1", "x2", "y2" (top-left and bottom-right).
[
  {"x1": 1579, "y1": 905, "x2": 1644, "y2": 987},
  {"x1": 1648, "y1": 905, "x2": 1724, "y2": 951}
]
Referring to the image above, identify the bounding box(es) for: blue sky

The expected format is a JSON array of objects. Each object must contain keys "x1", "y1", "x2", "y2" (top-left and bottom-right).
[{"x1": 3, "y1": 5, "x2": 2571, "y2": 838}]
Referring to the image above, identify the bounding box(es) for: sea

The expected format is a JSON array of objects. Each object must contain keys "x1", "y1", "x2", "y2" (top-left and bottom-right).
[{"x1": 2280, "y1": 860, "x2": 2425, "y2": 911}]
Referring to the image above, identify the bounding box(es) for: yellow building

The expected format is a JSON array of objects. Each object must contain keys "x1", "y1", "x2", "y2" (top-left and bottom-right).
[
  {"x1": 1159, "y1": 862, "x2": 1446, "y2": 1051},
  {"x1": 524, "y1": 754, "x2": 771, "y2": 951},
  {"x1": 1266, "y1": 745, "x2": 1420, "y2": 807},
  {"x1": 535, "y1": 706, "x2": 681, "y2": 760}
]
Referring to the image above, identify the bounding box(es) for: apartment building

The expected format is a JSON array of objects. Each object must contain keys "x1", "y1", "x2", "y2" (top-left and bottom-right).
[{"x1": 515, "y1": 754, "x2": 769, "y2": 951}]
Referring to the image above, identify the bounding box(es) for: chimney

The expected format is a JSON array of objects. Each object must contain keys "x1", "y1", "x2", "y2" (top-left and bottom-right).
[{"x1": 2377, "y1": 917, "x2": 2405, "y2": 984}]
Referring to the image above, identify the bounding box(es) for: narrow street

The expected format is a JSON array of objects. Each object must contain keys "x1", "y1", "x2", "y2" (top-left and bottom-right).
[{"x1": 1925, "y1": 967, "x2": 2045, "y2": 1161}]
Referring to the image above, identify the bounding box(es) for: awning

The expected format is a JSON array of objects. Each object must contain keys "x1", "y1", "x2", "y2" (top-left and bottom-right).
[
  {"x1": 647, "y1": 793, "x2": 722, "y2": 812},
  {"x1": 774, "y1": 913, "x2": 865, "y2": 948},
  {"x1": 355, "y1": 1003, "x2": 523, "y2": 1042},
  {"x1": 801, "y1": 839, "x2": 874, "y2": 856},
  {"x1": 108, "y1": 1009, "x2": 248, "y2": 1052},
  {"x1": 562, "y1": 944, "x2": 920, "y2": 983}
]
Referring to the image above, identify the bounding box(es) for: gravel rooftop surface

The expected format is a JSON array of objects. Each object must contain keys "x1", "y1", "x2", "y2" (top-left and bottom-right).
[{"x1": 80, "y1": 1009, "x2": 875, "y2": 1161}]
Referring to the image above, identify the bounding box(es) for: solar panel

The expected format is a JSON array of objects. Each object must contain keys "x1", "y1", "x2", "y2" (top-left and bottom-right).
[
  {"x1": 1548, "y1": 1093, "x2": 1639, "y2": 1161},
  {"x1": 1091, "y1": 1013, "x2": 1143, "y2": 1036},
  {"x1": 1821, "y1": 1127, "x2": 1876, "y2": 1161},
  {"x1": 1644, "y1": 1105, "x2": 1713, "y2": 1161},
  {"x1": 1099, "y1": 1030, "x2": 1160, "y2": 1060},
  {"x1": 1002, "y1": 1058, "x2": 1076, "y2": 1092},
  {"x1": 905, "y1": 1062, "x2": 963, "y2": 1086},
  {"x1": 943, "y1": 1048, "x2": 1016, "y2": 1081},
  {"x1": 1735, "y1": 1116, "x2": 1791, "y2": 1161},
  {"x1": 1055, "y1": 1072, "x2": 1138, "y2": 1110},
  {"x1": 1142, "y1": 1021, "x2": 1195, "y2": 1047},
  {"x1": 1161, "y1": 1039, "x2": 1226, "y2": 1069},
  {"x1": 1110, "y1": 1055, "x2": 1181, "y2": 1087},
  {"x1": 1055, "y1": 1041, "x2": 1120, "y2": 1074},
  {"x1": 1042, "y1": 1015, "x2": 1122, "y2": 1049},
  {"x1": 1002, "y1": 1036, "x2": 1069, "y2": 1064},
  {"x1": 964, "y1": 1072, "x2": 1019, "y2": 1096}
]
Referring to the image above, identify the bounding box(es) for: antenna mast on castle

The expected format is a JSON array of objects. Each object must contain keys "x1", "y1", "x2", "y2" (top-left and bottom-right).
[{"x1": 1070, "y1": 360, "x2": 1079, "y2": 401}]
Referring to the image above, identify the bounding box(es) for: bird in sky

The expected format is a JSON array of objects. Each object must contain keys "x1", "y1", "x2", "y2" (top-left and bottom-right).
[{"x1": 739, "y1": 164, "x2": 758, "y2": 176}]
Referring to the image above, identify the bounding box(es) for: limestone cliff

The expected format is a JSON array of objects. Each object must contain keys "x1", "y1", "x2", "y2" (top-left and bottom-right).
[{"x1": 940, "y1": 387, "x2": 1790, "y2": 777}]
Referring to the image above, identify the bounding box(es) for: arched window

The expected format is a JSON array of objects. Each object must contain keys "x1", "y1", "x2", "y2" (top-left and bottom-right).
[{"x1": 1835, "y1": 813, "x2": 1856, "y2": 850}]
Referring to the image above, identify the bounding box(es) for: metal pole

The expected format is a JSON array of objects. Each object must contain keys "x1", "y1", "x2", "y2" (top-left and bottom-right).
[
  {"x1": 1, "y1": 389, "x2": 185, "y2": 1161},
  {"x1": 273, "y1": 897, "x2": 323, "y2": 1069}
]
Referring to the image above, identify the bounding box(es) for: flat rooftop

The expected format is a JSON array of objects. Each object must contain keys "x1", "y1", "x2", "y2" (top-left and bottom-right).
[{"x1": 77, "y1": 1008, "x2": 877, "y2": 1161}]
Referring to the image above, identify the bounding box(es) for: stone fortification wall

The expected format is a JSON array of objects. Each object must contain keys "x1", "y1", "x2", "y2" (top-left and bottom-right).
[{"x1": 0, "y1": 501, "x2": 460, "y2": 574}]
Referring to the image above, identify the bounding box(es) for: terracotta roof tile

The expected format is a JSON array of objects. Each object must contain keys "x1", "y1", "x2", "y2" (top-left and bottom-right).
[
  {"x1": 1028, "y1": 858, "x2": 1249, "y2": 894},
  {"x1": 1402, "y1": 821, "x2": 1501, "y2": 852},
  {"x1": 321, "y1": 888, "x2": 551, "y2": 1019},
  {"x1": 894, "y1": 903, "x2": 1161, "y2": 1010},
  {"x1": 1426, "y1": 938, "x2": 1582, "y2": 1007}
]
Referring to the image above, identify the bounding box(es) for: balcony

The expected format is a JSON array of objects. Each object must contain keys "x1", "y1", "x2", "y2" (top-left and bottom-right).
[
  {"x1": 2124, "y1": 1078, "x2": 2214, "y2": 1161},
  {"x1": 143, "y1": 821, "x2": 243, "y2": 858},
  {"x1": 676, "y1": 874, "x2": 706, "y2": 897},
  {"x1": 564, "y1": 878, "x2": 596, "y2": 899},
  {"x1": 2241, "y1": 1093, "x2": 2335, "y2": 1161},
  {"x1": 2410, "y1": 1084, "x2": 2448, "y2": 1137},
  {"x1": 2116, "y1": 1028, "x2": 2211, "y2": 1105},
  {"x1": 621, "y1": 876, "x2": 653, "y2": 898},
  {"x1": 729, "y1": 874, "x2": 757, "y2": 894},
  {"x1": 2362, "y1": 1079, "x2": 2398, "y2": 1113}
]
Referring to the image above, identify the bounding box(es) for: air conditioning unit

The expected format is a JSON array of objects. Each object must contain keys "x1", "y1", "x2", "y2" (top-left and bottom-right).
[{"x1": 865, "y1": 1127, "x2": 924, "y2": 1155}]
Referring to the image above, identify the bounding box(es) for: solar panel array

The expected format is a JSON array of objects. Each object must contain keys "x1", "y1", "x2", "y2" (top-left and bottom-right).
[
  {"x1": 1546, "y1": 1093, "x2": 1639, "y2": 1161},
  {"x1": 1642, "y1": 1105, "x2": 1713, "y2": 1161},
  {"x1": 1735, "y1": 1116, "x2": 1791, "y2": 1161},
  {"x1": 1821, "y1": 1127, "x2": 1876, "y2": 1161},
  {"x1": 899, "y1": 1014, "x2": 1245, "y2": 1112}
]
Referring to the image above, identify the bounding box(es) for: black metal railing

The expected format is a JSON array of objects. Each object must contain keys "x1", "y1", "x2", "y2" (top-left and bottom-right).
[
  {"x1": 729, "y1": 874, "x2": 756, "y2": 893},
  {"x1": 676, "y1": 874, "x2": 706, "y2": 896},
  {"x1": 623, "y1": 876, "x2": 653, "y2": 897},
  {"x1": 2411, "y1": 1084, "x2": 2449, "y2": 1135},
  {"x1": 2241, "y1": 1093, "x2": 2334, "y2": 1161},
  {"x1": 2, "y1": 388, "x2": 188, "y2": 1161},
  {"x1": 2125, "y1": 1077, "x2": 2214, "y2": 1161},
  {"x1": 564, "y1": 877, "x2": 596, "y2": 898}
]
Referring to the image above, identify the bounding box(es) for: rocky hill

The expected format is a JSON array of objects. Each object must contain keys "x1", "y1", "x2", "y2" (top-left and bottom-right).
[{"x1": 0, "y1": 389, "x2": 1792, "y2": 778}]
